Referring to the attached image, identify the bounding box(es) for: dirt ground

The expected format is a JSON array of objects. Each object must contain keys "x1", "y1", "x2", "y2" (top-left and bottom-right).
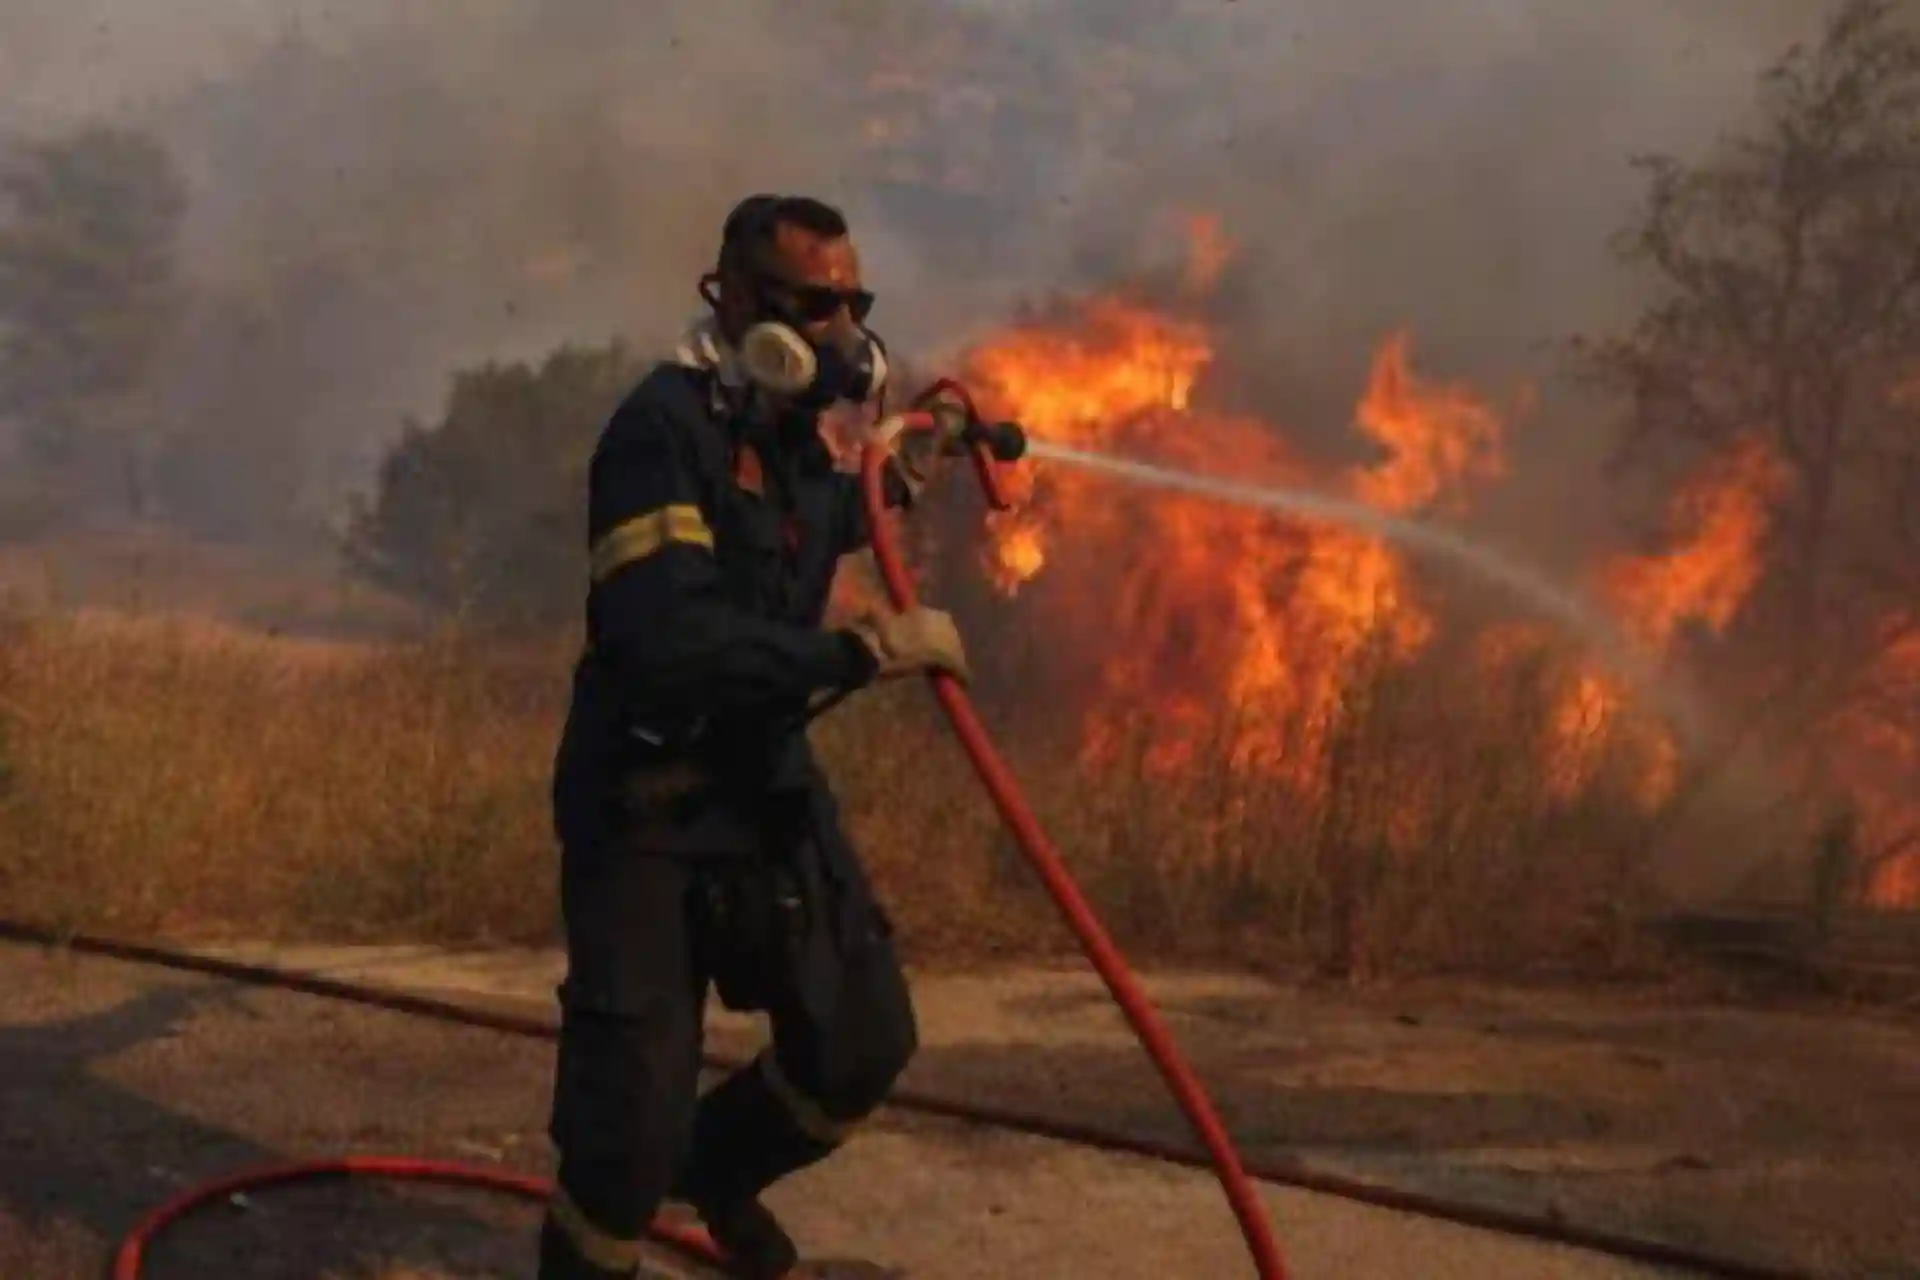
[{"x1": 3, "y1": 939, "x2": 1917, "y2": 1279}]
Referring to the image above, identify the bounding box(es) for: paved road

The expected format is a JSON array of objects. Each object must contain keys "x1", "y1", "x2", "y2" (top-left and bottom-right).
[{"x1": 0, "y1": 939, "x2": 1681, "y2": 1279}]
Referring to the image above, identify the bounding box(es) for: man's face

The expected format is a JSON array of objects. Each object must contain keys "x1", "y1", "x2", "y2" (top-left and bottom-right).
[{"x1": 742, "y1": 223, "x2": 870, "y2": 345}]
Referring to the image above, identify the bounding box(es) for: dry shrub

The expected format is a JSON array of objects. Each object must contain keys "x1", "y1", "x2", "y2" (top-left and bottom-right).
[
  {"x1": 959, "y1": 629, "x2": 1671, "y2": 979},
  {"x1": 0, "y1": 606, "x2": 1676, "y2": 976},
  {"x1": 0, "y1": 610, "x2": 566, "y2": 942}
]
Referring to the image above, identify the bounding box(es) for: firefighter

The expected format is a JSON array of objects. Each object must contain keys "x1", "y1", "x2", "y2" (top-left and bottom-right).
[{"x1": 538, "y1": 194, "x2": 966, "y2": 1280}]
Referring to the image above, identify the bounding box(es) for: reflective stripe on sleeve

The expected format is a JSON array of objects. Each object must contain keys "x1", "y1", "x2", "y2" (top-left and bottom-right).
[{"x1": 589, "y1": 504, "x2": 714, "y2": 582}]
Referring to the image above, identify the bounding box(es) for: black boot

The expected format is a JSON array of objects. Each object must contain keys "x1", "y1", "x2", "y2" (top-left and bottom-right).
[
  {"x1": 538, "y1": 1211, "x2": 639, "y2": 1280},
  {"x1": 698, "y1": 1199, "x2": 908, "y2": 1280},
  {"x1": 699, "y1": 1196, "x2": 800, "y2": 1279}
]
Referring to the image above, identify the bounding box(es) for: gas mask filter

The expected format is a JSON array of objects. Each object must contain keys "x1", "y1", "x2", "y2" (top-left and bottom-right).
[{"x1": 736, "y1": 319, "x2": 889, "y2": 408}]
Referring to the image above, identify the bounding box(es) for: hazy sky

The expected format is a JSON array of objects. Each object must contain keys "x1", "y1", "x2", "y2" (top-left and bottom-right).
[{"x1": 0, "y1": 0, "x2": 1833, "y2": 530}]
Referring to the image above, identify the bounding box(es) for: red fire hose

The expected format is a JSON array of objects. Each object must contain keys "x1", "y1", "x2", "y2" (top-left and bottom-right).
[
  {"x1": 862, "y1": 387, "x2": 1289, "y2": 1280},
  {"x1": 108, "y1": 384, "x2": 1288, "y2": 1279},
  {"x1": 110, "y1": 1158, "x2": 722, "y2": 1277}
]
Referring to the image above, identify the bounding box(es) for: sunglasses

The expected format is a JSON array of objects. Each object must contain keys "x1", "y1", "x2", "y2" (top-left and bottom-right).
[{"x1": 765, "y1": 279, "x2": 875, "y2": 325}]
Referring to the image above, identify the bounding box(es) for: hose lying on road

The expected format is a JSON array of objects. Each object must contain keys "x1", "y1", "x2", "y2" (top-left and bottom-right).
[
  {"x1": 106, "y1": 1156, "x2": 720, "y2": 1280},
  {"x1": 0, "y1": 920, "x2": 1807, "y2": 1280}
]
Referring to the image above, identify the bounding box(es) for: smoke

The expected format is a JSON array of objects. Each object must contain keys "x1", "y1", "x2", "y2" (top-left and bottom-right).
[
  {"x1": 958, "y1": 0, "x2": 1827, "y2": 559},
  {"x1": 0, "y1": 0, "x2": 1828, "y2": 543}
]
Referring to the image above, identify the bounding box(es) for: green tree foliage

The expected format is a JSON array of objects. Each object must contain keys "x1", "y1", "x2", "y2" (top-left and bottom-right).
[
  {"x1": 343, "y1": 339, "x2": 651, "y2": 628},
  {"x1": 0, "y1": 125, "x2": 186, "y2": 509}
]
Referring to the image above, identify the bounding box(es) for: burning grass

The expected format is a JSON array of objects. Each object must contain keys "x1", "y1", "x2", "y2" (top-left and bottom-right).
[{"x1": 0, "y1": 602, "x2": 1700, "y2": 978}]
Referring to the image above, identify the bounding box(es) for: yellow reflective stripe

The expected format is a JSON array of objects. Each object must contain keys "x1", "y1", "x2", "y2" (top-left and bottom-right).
[
  {"x1": 589, "y1": 504, "x2": 714, "y2": 582},
  {"x1": 547, "y1": 1185, "x2": 644, "y2": 1272},
  {"x1": 758, "y1": 1049, "x2": 860, "y2": 1145}
]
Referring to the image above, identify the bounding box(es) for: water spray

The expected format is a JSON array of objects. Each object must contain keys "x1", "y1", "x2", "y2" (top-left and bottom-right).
[{"x1": 1021, "y1": 437, "x2": 1712, "y2": 746}]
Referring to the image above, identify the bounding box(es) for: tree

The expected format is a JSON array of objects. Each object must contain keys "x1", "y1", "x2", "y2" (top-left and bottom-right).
[
  {"x1": 144, "y1": 288, "x2": 314, "y2": 546},
  {"x1": 342, "y1": 339, "x2": 650, "y2": 629},
  {"x1": 0, "y1": 125, "x2": 186, "y2": 513},
  {"x1": 1577, "y1": 0, "x2": 1920, "y2": 686},
  {"x1": 1574, "y1": 0, "x2": 1920, "y2": 889}
]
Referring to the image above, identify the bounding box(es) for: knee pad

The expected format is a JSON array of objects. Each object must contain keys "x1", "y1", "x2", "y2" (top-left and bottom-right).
[
  {"x1": 773, "y1": 1004, "x2": 918, "y2": 1134},
  {"x1": 755, "y1": 1048, "x2": 867, "y2": 1146}
]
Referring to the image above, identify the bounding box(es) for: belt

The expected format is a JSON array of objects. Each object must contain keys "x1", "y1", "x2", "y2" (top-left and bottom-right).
[{"x1": 619, "y1": 756, "x2": 709, "y2": 806}]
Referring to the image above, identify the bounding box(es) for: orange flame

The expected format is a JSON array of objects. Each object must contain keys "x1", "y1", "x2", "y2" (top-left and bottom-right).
[
  {"x1": 1351, "y1": 332, "x2": 1507, "y2": 514},
  {"x1": 964, "y1": 295, "x2": 1220, "y2": 596},
  {"x1": 1528, "y1": 437, "x2": 1789, "y2": 806},
  {"x1": 925, "y1": 211, "x2": 1916, "y2": 910},
  {"x1": 957, "y1": 228, "x2": 1507, "y2": 786},
  {"x1": 1827, "y1": 627, "x2": 1920, "y2": 906},
  {"x1": 1874, "y1": 857, "x2": 1920, "y2": 909},
  {"x1": 1180, "y1": 212, "x2": 1233, "y2": 296},
  {"x1": 1601, "y1": 437, "x2": 1789, "y2": 653}
]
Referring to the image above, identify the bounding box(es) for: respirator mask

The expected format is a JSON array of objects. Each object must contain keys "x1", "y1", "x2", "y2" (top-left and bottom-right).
[
  {"x1": 734, "y1": 288, "x2": 889, "y2": 412},
  {"x1": 697, "y1": 275, "x2": 889, "y2": 412},
  {"x1": 698, "y1": 205, "x2": 890, "y2": 413}
]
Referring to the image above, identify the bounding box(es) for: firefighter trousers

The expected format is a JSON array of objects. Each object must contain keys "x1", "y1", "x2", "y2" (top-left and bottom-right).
[{"x1": 539, "y1": 792, "x2": 917, "y2": 1277}]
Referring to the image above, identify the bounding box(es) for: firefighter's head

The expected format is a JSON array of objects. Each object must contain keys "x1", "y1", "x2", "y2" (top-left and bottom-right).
[{"x1": 700, "y1": 194, "x2": 886, "y2": 408}]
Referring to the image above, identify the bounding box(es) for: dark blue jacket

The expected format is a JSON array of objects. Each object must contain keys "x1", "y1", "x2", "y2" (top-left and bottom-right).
[{"x1": 552, "y1": 361, "x2": 906, "y2": 855}]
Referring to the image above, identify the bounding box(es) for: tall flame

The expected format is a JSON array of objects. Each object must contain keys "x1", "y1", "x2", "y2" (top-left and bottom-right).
[
  {"x1": 963, "y1": 295, "x2": 1219, "y2": 597},
  {"x1": 1533, "y1": 437, "x2": 1790, "y2": 806},
  {"x1": 958, "y1": 224, "x2": 1506, "y2": 784},
  {"x1": 1601, "y1": 438, "x2": 1788, "y2": 653},
  {"x1": 1351, "y1": 333, "x2": 1507, "y2": 514},
  {"x1": 928, "y1": 211, "x2": 1916, "y2": 909}
]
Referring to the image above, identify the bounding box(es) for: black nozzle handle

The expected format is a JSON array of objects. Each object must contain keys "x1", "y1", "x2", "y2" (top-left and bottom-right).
[{"x1": 967, "y1": 420, "x2": 1027, "y2": 462}]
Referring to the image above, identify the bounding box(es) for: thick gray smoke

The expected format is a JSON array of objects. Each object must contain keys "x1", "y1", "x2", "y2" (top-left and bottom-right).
[{"x1": 0, "y1": 0, "x2": 1828, "y2": 543}]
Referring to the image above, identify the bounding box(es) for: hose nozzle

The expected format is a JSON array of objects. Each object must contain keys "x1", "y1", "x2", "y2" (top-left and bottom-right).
[{"x1": 967, "y1": 420, "x2": 1027, "y2": 463}]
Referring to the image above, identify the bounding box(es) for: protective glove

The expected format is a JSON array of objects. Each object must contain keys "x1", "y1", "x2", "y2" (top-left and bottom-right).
[{"x1": 848, "y1": 605, "x2": 971, "y2": 683}]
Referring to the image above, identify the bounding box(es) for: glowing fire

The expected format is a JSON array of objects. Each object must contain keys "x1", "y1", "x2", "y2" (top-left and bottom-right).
[
  {"x1": 1600, "y1": 438, "x2": 1788, "y2": 654},
  {"x1": 958, "y1": 223, "x2": 1507, "y2": 780},
  {"x1": 1532, "y1": 437, "x2": 1790, "y2": 806},
  {"x1": 1827, "y1": 628, "x2": 1920, "y2": 907},
  {"x1": 962, "y1": 293, "x2": 1223, "y2": 599},
  {"x1": 1350, "y1": 332, "x2": 1506, "y2": 514},
  {"x1": 1180, "y1": 212, "x2": 1232, "y2": 296},
  {"x1": 921, "y1": 211, "x2": 1915, "y2": 909}
]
